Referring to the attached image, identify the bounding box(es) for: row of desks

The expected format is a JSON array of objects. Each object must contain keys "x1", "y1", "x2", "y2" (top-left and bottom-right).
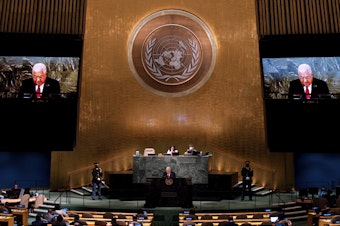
[
  {"x1": 0, "y1": 216, "x2": 14, "y2": 226},
  {"x1": 0, "y1": 198, "x2": 36, "y2": 204},
  {"x1": 308, "y1": 213, "x2": 340, "y2": 226},
  {"x1": 0, "y1": 209, "x2": 28, "y2": 226},
  {"x1": 66, "y1": 210, "x2": 154, "y2": 226},
  {"x1": 178, "y1": 211, "x2": 277, "y2": 226}
]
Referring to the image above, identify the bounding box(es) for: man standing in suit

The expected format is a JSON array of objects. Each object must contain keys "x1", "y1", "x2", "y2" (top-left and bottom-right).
[
  {"x1": 288, "y1": 63, "x2": 330, "y2": 99},
  {"x1": 241, "y1": 160, "x2": 253, "y2": 201},
  {"x1": 91, "y1": 162, "x2": 103, "y2": 200},
  {"x1": 162, "y1": 166, "x2": 176, "y2": 179},
  {"x1": 19, "y1": 62, "x2": 60, "y2": 99}
]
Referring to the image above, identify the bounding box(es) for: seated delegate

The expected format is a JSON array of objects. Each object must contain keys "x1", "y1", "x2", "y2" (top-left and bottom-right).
[
  {"x1": 166, "y1": 145, "x2": 179, "y2": 155},
  {"x1": 184, "y1": 144, "x2": 198, "y2": 155}
]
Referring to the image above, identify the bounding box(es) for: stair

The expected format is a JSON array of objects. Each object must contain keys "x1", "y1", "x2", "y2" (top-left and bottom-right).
[
  {"x1": 70, "y1": 189, "x2": 85, "y2": 196},
  {"x1": 33, "y1": 208, "x2": 48, "y2": 213},
  {"x1": 39, "y1": 204, "x2": 56, "y2": 209},
  {"x1": 29, "y1": 199, "x2": 61, "y2": 218},
  {"x1": 70, "y1": 186, "x2": 92, "y2": 196},
  {"x1": 258, "y1": 190, "x2": 274, "y2": 196},
  {"x1": 236, "y1": 182, "x2": 274, "y2": 197},
  {"x1": 81, "y1": 186, "x2": 92, "y2": 193},
  {"x1": 69, "y1": 185, "x2": 111, "y2": 199},
  {"x1": 273, "y1": 201, "x2": 308, "y2": 222},
  {"x1": 252, "y1": 186, "x2": 265, "y2": 193}
]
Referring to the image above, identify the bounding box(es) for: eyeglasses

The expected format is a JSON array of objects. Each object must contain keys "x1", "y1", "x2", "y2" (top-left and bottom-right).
[
  {"x1": 299, "y1": 76, "x2": 312, "y2": 80},
  {"x1": 33, "y1": 75, "x2": 47, "y2": 79}
]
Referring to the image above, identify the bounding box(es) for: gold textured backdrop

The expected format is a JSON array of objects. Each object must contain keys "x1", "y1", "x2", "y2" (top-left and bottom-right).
[{"x1": 50, "y1": 0, "x2": 294, "y2": 191}]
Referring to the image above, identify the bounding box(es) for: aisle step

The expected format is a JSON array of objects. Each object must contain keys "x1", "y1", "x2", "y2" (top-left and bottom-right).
[
  {"x1": 284, "y1": 210, "x2": 307, "y2": 216},
  {"x1": 81, "y1": 187, "x2": 92, "y2": 193},
  {"x1": 252, "y1": 186, "x2": 264, "y2": 192},
  {"x1": 29, "y1": 213, "x2": 37, "y2": 217},
  {"x1": 70, "y1": 189, "x2": 84, "y2": 196},
  {"x1": 39, "y1": 204, "x2": 55, "y2": 209},
  {"x1": 282, "y1": 205, "x2": 303, "y2": 211},
  {"x1": 257, "y1": 190, "x2": 273, "y2": 196},
  {"x1": 33, "y1": 208, "x2": 48, "y2": 213}
]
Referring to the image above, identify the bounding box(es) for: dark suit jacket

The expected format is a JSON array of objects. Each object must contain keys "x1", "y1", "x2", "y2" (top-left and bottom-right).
[
  {"x1": 19, "y1": 77, "x2": 61, "y2": 98},
  {"x1": 288, "y1": 78, "x2": 330, "y2": 99},
  {"x1": 241, "y1": 167, "x2": 253, "y2": 182},
  {"x1": 31, "y1": 220, "x2": 47, "y2": 226},
  {"x1": 162, "y1": 171, "x2": 176, "y2": 179}
]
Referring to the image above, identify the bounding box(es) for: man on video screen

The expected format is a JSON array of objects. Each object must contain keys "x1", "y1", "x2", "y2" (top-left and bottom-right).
[
  {"x1": 19, "y1": 62, "x2": 60, "y2": 99},
  {"x1": 288, "y1": 63, "x2": 330, "y2": 99}
]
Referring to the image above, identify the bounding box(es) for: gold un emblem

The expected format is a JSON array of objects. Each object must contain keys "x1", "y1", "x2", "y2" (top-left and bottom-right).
[{"x1": 128, "y1": 9, "x2": 216, "y2": 97}]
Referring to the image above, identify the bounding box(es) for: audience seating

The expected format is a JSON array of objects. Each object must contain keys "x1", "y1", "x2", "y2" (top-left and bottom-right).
[
  {"x1": 252, "y1": 214, "x2": 264, "y2": 219},
  {"x1": 201, "y1": 215, "x2": 213, "y2": 220},
  {"x1": 236, "y1": 214, "x2": 248, "y2": 219},
  {"x1": 0, "y1": 207, "x2": 29, "y2": 226},
  {"x1": 332, "y1": 208, "x2": 340, "y2": 215},
  {"x1": 66, "y1": 210, "x2": 154, "y2": 226},
  {"x1": 218, "y1": 214, "x2": 229, "y2": 219},
  {"x1": 81, "y1": 213, "x2": 94, "y2": 218},
  {"x1": 179, "y1": 211, "x2": 275, "y2": 226},
  {"x1": 331, "y1": 215, "x2": 340, "y2": 224},
  {"x1": 103, "y1": 212, "x2": 114, "y2": 219},
  {"x1": 201, "y1": 222, "x2": 214, "y2": 226},
  {"x1": 117, "y1": 214, "x2": 127, "y2": 219},
  {"x1": 241, "y1": 222, "x2": 252, "y2": 226},
  {"x1": 336, "y1": 199, "x2": 340, "y2": 208},
  {"x1": 313, "y1": 197, "x2": 329, "y2": 209},
  {"x1": 66, "y1": 209, "x2": 273, "y2": 226},
  {"x1": 95, "y1": 220, "x2": 107, "y2": 226}
]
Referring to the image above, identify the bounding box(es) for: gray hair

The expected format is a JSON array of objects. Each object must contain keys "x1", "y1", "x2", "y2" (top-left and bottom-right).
[
  {"x1": 32, "y1": 63, "x2": 47, "y2": 74},
  {"x1": 298, "y1": 63, "x2": 312, "y2": 75}
]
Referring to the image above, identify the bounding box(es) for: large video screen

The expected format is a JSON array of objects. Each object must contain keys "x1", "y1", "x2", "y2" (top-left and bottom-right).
[
  {"x1": 260, "y1": 35, "x2": 340, "y2": 152},
  {"x1": 262, "y1": 57, "x2": 340, "y2": 99},
  {"x1": 0, "y1": 56, "x2": 80, "y2": 98},
  {"x1": 0, "y1": 34, "x2": 82, "y2": 151}
]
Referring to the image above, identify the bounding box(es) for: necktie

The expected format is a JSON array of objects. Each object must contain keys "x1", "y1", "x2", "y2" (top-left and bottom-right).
[
  {"x1": 36, "y1": 86, "x2": 41, "y2": 98},
  {"x1": 305, "y1": 87, "x2": 310, "y2": 99}
]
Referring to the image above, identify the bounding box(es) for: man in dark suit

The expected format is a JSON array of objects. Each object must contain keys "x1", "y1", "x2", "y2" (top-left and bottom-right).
[
  {"x1": 91, "y1": 162, "x2": 103, "y2": 200},
  {"x1": 288, "y1": 63, "x2": 330, "y2": 99},
  {"x1": 162, "y1": 166, "x2": 176, "y2": 179},
  {"x1": 69, "y1": 214, "x2": 87, "y2": 225},
  {"x1": 241, "y1": 160, "x2": 253, "y2": 201},
  {"x1": 19, "y1": 62, "x2": 60, "y2": 99},
  {"x1": 31, "y1": 214, "x2": 48, "y2": 226}
]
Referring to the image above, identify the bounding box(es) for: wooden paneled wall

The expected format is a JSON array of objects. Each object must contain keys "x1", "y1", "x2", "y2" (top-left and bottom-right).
[
  {"x1": 0, "y1": 0, "x2": 86, "y2": 34},
  {"x1": 1, "y1": 0, "x2": 339, "y2": 36},
  {"x1": 256, "y1": 0, "x2": 340, "y2": 36}
]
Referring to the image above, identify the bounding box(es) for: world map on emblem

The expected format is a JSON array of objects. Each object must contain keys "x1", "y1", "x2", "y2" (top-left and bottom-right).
[
  {"x1": 128, "y1": 9, "x2": 216, "y2": 97},
  {"x1": 142, "y1": 25, "x2": 203, "y2": 86}
]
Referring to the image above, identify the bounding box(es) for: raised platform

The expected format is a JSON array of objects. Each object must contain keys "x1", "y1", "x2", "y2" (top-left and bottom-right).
[{"x1": 105, "y1": 171, "x2": 238, "y2": 201}]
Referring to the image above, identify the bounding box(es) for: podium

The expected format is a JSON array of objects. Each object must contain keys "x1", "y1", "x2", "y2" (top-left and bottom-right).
[{"x1": 144, "y1": 178, "x2": 193, "y2": 208}]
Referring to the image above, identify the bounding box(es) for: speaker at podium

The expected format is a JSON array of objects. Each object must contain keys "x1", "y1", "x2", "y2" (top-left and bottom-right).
[{"x1": 144, "y1": 178, "x2": 192, "y2": 208}]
